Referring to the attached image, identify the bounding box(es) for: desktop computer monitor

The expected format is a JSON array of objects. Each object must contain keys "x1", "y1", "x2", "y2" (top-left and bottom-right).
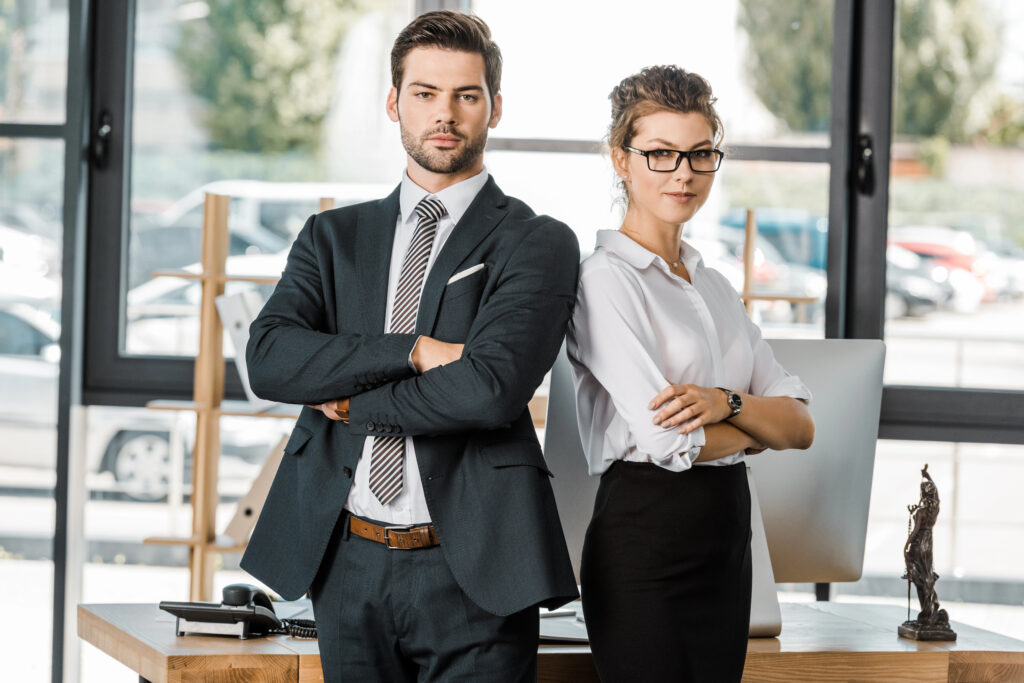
[{"x1": 543, "y1": 338, "x2": 886, "y2": 586}]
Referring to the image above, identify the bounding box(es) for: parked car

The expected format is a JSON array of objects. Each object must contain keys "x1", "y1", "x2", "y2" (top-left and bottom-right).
[
  {"x1": 885, "y1": 245, "x2": 951, "y2": 318},
  {"x1": 125, "y1": 252, "x2": 285, "y2": 357},
  {"x1": 0, "y1": 224, "x2": 60, "y2": 277},
  {"x1": 0, "y1": 302, "x2": 292, "y2": 500},
  {"x1": 128, "y1": 222, "x2": 288, "y2": 289},
  {"x1": 136, "y1": 179, "x2": 395, "y2": 242},
  {"x1": 720, "y1": 207, "x2": 829, "y2": 270},
  {"x1": 889, "y1": 226, "x2": 996, "y2": 310},
  {"x1": 685, "y1": 226, "x2": 827, "y2": 324}
]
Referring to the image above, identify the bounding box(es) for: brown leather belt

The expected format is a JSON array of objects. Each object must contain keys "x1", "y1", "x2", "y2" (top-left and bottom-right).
[{"x1": 348, "y1": 515, "x2": 440, "y2": 550}]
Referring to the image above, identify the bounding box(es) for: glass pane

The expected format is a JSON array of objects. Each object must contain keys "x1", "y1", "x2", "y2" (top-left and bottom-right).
[
  {"x1": 885, "y1": 0, "x2": 1024, "y2": 389},
  {"x1": 834, "y1": 440, "x2": 1024, "y2": 640},
  {"x1": 0, "y1": 0, "x2": 68, "y2": 123},
  {"x1": 124, "y1": 0, "x2": 412, "y2": 357},
  {"x1": 475, "y1": 0, "x2": 833, "y2": 146},
  {"x1": 0, "y1": 137, "x2": 63, "y2": 683}
]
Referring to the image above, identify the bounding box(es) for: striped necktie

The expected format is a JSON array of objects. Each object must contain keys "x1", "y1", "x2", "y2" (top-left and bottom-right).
[{"x1": 369, "y1": 196, "x2": 446, "y2": 505}]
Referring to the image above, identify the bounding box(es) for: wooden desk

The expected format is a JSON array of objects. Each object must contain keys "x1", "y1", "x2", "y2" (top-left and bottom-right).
[{"x1": 78, "y1": 602, "x2": 1024, "y2": 682}]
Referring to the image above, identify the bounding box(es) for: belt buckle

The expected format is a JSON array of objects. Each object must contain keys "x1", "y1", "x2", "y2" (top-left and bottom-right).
[{"x1": 383, "y1": 524, "x2": 415, "y2": 550}]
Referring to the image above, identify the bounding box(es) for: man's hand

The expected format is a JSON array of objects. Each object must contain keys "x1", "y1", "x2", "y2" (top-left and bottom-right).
[
  {"x1": 648, "y1": 384, "x2": 732, "y2": 433},
  {"x1": 308, "y1": 398, "x2": 350, "y2": 423},
  {"x1": 411, "y1": 336, "x2": 464, "y2": 373}
]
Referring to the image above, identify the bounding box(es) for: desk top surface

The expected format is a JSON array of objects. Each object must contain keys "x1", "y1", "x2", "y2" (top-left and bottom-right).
[
  {"x1": 78, "y1": 601, "x2": 1024, "y2": 683},
  {"x1": 79, "y1": 600, "x2": 1024, "y2": 655}
]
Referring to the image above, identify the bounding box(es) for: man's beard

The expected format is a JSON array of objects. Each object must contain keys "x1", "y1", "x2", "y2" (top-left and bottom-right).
[{"x1": 400, "y1": 122, "x2": 488, "y2": 175}]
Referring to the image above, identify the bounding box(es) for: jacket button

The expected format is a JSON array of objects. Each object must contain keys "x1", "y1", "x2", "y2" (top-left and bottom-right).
[
  {"x1": 366, "y1": 421, "x2": 375, "y2": 431},
  {"x1": 343, "y1": 467, "x2": 352, "y2": 478}
]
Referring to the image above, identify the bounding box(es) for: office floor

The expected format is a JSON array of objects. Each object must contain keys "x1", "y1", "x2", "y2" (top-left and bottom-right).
[{"x1": 2, "y1": 559, "x2": 1024, "y2": 683}]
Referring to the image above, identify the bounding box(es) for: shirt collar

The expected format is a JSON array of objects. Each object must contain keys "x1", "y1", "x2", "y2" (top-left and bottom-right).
[
  {"x1": 595, "y1": 229, "x2": 706, "y2": 273},
  {"x1": 399, "y1": 167, "x2": 490, "y2": 226}
]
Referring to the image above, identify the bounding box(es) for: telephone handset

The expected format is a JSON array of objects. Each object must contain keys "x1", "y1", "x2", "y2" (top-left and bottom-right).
[{"x1": 159, "y1": 583, "x2": 317, "y2": 639}]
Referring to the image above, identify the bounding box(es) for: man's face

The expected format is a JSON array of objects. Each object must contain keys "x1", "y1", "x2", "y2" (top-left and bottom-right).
[{"x1": 387, "y1": 47, "x2": 502, "y2": 178}]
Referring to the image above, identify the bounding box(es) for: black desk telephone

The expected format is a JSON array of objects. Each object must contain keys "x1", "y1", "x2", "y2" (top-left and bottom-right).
[{"x1": 159, "y1": 583, "x2": 317, "y2": 639}]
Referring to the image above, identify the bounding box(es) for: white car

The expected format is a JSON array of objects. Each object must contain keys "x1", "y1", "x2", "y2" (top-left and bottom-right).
[
  {"x1": 138, "y1": 179, "x2": 395, "y2": 242},
  {"x1": 0, "y1": 302, "x2": 292, "y2": 500},
  {"x1": 125, "y1": 252, "x2": 287, "y2": 357}
]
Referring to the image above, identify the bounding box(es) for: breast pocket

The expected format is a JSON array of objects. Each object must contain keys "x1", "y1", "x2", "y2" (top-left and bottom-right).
[
  {"x1": 442, "y1": 266, "x2": 487, "y2": 302},
  {"x1": 434, "y1": 268, "x2": 487, "y2": 341}
]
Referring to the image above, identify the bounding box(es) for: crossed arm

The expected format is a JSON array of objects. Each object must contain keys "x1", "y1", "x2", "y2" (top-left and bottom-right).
[
  {"x1": 649, "y1": 385, "x2": 813, "y2": 460},
  {"x1": 570, "y1": 266, "x2": 813, "y2": 467},
  {"x1": 247, "y1": 214, "x2": 581, "y2": 434},
  {"x1": 246, "y1": 215, "x2": 422, "y2": 405},
  {"x1": 646, "y1": 300, "x2": 814, "y2": 457},
  {"x1": 309, "y1": 338, "x2": 463, "y2": 421}
]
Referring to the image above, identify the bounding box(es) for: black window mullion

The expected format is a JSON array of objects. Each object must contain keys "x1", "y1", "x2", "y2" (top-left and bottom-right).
[
  {"x1": 845, "y1": 0, "x2": 894, "y2": 340},
  {"x1": 825, "y1": 0, "x2": 855, "y2": 339},
  {"x1": 51, "y1": 0, "x2": 93, "y2": 679},
  {"x1": 0, "y1": 123, "x2": 66, "y2": 137}
]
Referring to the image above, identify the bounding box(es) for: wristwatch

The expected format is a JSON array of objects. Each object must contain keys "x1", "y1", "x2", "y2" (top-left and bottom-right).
[{"x1": 717, "y1": 387, "x2": 742, "y2": 419}]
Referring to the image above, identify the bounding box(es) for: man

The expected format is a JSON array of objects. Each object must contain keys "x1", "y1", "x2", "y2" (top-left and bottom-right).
[{"x1": 240, "y1": 10, "x2": 580, "y2": 682}]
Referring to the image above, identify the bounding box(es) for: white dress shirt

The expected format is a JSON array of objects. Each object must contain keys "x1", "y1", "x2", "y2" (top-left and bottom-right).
[
  {"x1": 567, "y1": 230, "x2": 811, "y2": 476},
  {"x1": 345, "y1": 167, "x2": 490, "y2": 524}
]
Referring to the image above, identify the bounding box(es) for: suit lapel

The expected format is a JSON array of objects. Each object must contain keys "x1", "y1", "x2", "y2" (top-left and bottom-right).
[
  {"x1": 354, "y1": 184, "x2": 401, "y2": 334},
  {"x1": 417, "y1": 177, "x2": 509, "y2": 334}
]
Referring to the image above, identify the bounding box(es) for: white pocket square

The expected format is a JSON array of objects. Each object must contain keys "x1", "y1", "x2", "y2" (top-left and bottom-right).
[{"x1": 447, "y1": 263, "x2": 486, "y2": 285}]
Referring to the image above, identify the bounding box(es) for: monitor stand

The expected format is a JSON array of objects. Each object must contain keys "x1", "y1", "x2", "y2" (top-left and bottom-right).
[{"x1": 748, "y1": 467, "x2": 782, "y2": 637}]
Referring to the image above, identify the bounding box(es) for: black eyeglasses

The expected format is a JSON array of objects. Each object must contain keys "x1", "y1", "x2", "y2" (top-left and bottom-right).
[{"x1": 624, "y1": 146, "x2": 724, "y2": 173}]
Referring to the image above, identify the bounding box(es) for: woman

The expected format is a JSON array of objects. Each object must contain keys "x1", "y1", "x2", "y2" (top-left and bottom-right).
[{"x1": 567, "y1": 65, "x2": 815, "y2": 683}]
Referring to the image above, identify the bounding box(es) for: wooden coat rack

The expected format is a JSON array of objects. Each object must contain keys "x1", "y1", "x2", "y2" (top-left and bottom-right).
[{"x1": 142, "y1": 194, "x2": 335, "y2": 601}]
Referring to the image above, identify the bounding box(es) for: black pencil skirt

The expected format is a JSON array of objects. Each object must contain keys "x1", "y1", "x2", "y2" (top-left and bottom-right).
[{"x1": 580, "y1": 460, "x2": 752, "y2": 683}]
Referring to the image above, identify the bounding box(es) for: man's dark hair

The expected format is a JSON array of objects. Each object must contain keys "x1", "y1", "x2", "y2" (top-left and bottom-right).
[{"x1": 390, "y1": 10, "x2": 502, "y2": 108}]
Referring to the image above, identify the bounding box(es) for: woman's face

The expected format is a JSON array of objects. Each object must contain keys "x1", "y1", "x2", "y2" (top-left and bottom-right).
[{"x1": 614, "y1": 109, "x2": 716, "y2": 230}]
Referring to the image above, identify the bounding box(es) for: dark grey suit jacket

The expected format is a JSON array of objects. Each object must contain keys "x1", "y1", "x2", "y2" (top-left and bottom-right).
[{"x1": 240, "y1": 177, "x2": 581, "y2": 616}]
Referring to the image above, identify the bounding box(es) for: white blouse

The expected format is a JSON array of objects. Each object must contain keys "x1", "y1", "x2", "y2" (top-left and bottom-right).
[{"x1": 567, "y1": 230, "x2": 811, "y2": 476}]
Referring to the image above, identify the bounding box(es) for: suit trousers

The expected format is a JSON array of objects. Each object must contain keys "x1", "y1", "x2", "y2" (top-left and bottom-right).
[
  {"x1": 310, "y1": 511, "x2": 539, "y2": 683},
  {"x1": 581, "y1": 461, "x2": 752, "y2": 683}
]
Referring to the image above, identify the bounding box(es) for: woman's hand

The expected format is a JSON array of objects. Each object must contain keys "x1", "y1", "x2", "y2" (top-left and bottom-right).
[{"x1": 649, "y1": 384, "x2": 731, "y2": 433}]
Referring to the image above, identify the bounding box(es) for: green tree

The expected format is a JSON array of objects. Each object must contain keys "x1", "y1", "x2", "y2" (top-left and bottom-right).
[
  {"x1": 176, "y1": 0, "x2": 362, "y2": 153},
  {"x1": 738, "y1": 0, "x2": 1001, "y2": 142},
  {"x1": 737, "y1": 0, "x2": 834, "y2": 134}
]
